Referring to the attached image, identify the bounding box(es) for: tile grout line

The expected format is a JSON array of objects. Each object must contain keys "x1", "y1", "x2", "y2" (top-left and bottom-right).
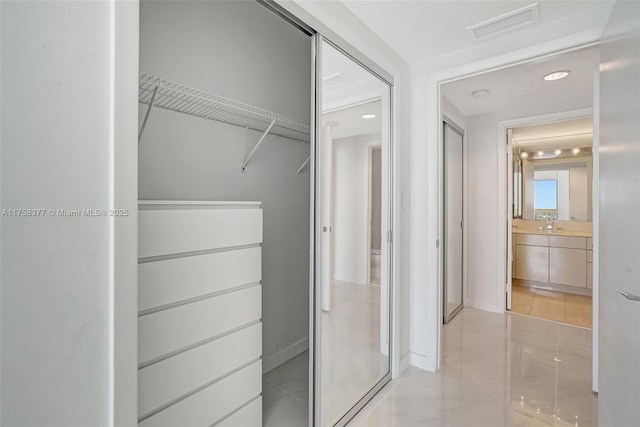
[{"x1": 265, "y1": 380, "x2": 308, "y2": 405}]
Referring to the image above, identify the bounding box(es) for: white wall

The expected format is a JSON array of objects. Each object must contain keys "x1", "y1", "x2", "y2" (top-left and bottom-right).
[
  {"x1": 138, "y1": 1, "x2": 311, "y2": 370},
  {"x1": 1, "y1": 1, "x2": 113, "y2": 424},
  {"x1": 465, "y1": 113, "x2": 501, "y2": 312},
  {"x1": 282, "y1": 0, "x2": 412, "y2": 376},
  {"x1": 332, "y1": 135, "x2": 381, "y2": 285}
]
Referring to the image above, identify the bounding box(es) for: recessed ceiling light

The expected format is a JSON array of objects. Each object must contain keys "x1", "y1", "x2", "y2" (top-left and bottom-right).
[
  {"x1": 520, "y1": 152, "x2": 529, "y2": 158},
  {"x1": 361, "y1": 113, "x2": 376, "y2": 119},
  {"x1": 554, "y1": 149, "x2": 562, "y2": 156},
  {"x1": 543, "y1": 70, "x2": 571, "y2": 81},
  {"x1": 472, "y1": 89, "x2": 490, "y2": 98},
  {"x1": 537, "y1": 151, "x2": 544, "y2": 156},
  {"x1": 572, "y1": 148, "x2": 580, "y2": 154}
]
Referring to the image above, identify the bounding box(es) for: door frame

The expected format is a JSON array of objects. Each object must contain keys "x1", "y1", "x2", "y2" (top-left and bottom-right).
[
  {"x1": 113, "y1": 1, "x2": 398, "y2": 425},
  {"x1": 423, "y1": 38, "x2": 602, "y2": 372}
]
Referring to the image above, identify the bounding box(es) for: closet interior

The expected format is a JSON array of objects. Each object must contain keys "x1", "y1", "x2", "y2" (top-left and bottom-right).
[{"x1": 137, "y1": 1, "x2": 312, "y2": 426}]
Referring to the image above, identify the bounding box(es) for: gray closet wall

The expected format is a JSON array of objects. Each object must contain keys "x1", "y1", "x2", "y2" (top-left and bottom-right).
[{"x1": 139, "y1": 0, "x2": 311, "y2": 368}]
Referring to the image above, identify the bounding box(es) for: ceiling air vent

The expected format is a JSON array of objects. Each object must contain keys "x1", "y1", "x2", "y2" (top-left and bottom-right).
[{"x1": 467, "y1": 2, "x2": 540, "y2": 39}]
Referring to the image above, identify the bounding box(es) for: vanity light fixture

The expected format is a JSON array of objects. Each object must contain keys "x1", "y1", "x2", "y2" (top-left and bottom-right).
[
  {"x1": 543, "y1": 70, "x2": 571, "y2": 81},
  {"x1": 472, "y1": 89, "x2": 490, "y2": 98},
  {"x1": 572, "y1": 148, "x2": 580, "y2": 154},
  {"x1": 361, "y1": 113, "x2": 376, "y2": 119},
  {"x1": 537, "y1": 151, "x2": 544, "y2": 156},
  {"x1": 520, "y1": 152, "x2": 529, "y2": 159},
  {"x1": 554, "y1": 149, "x2": 562, "y2": 156}
]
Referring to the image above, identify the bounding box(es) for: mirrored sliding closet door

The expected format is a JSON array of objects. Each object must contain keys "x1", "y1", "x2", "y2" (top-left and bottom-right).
[{"x1": 315, "y1": 37, "x2": 393, "y2": 427}]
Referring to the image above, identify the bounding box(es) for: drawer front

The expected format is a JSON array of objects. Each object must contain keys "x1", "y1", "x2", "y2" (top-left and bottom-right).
[
  {"x1": 217, "y1": 397, "x2": 262, "y2": 427},
  {"x1": 139, "y1": 360, "x2": 261, "y2": 427},
  {"x1": 139, "y1": 323, "x2": 261, "y2": 417},
  {"x1": 587, "y1": 263, "x2": 593, "y2": 289},
  {"x1": 139, "y1": 208, "x2": 263, "y2": 259},
  {"x1": 587, "y1": 237, "x2": 593, "y2": 250},
  {"x1": 515, "y1": 233, "x2": 549, "y2": 247},
  {"x1": 587, "y1": 250, "x2": 593, "y2": 263},
  {"x1": 139, "y1": 286, "x2": 261, "y2": 364},
  {"x1": 515, "y1": 245, "x2": 549, "y2": 282},
  {"x1": 139, "y1": 247, "x2": 262, "y2": 312},
  {"x1": 549, "y1": 235, "x2": 587, "y2": 249},
  {"x1": 549, "y1": 247, "x2": 587, "y2": 287}
]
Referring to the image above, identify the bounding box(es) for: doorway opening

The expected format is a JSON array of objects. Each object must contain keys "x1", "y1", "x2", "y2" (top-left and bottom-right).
[
  {"x1": 507, "y1": 116, "x2": 594, "y2": 329},
  {"x1": 437, "y1": 42, "x2": 600, "y2": 398},
  {"x1": 369, "y1": 146, "x2": 383, "y2": 286}
]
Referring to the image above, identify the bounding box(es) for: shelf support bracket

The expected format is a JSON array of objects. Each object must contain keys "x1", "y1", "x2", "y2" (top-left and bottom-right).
[
  {"x1": 296, "y1": 156, "x2": 310, "y2": 174},
  {"x1": 241, "y1": 119, "x2": 276, "y2": 172},
  {"x1": 138, "y1": 85, "x2": 159, "y2": 143}
]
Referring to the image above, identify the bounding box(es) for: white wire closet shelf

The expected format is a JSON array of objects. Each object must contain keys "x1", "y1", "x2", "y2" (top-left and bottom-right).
[{"x1": 138, "y1": 73, "x2": 311, "y2": 142}]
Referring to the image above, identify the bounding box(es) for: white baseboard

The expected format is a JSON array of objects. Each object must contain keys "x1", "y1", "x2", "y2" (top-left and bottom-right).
[
  {"x1": 465, "y1": 299, "x2": 502, "y2": 314},
  {"x1": 409, "y1": 352, "x2": 436, "y2": 373},
  {"x1": 262, "y1": 337, "x2": 309, "y2": 374}
]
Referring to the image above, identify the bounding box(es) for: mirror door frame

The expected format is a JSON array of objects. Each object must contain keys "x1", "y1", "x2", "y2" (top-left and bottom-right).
[
  {"x1": 256, "y1": 3, "x2": 396, "y2": 425},
  {"x1": 442, "y1": 119, "x2": 465, "y2": 324},
  {"x1": 314, "y1": 34, "x2": 395, "y2": 427}
]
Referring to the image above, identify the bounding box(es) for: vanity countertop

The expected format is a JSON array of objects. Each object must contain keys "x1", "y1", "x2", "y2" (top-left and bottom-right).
[{"x1": 512, "y1": 228, "x2": 593, "y2": 238}]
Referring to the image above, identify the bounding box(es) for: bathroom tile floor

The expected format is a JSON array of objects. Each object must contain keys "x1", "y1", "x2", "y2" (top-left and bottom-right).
[
  {"x1": 352, "y1": 307, "x2": 596, "y2": 427},
  {"x1": 510, "y1": 283, "x2": 592, "y2": 328}
]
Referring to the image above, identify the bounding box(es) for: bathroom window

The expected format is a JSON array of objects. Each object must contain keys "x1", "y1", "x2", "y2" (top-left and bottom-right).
[{"x1": 534, "y1": 179, "x2": 557, "y2": 219}]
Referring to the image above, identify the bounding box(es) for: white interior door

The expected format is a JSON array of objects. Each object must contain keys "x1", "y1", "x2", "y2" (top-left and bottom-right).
[
  {"x1": 444, "y1": 122, "x2": 463, "y2": 323},
  {"x1": 598, "y1": 1, "x2": 640, "y2": 425}
]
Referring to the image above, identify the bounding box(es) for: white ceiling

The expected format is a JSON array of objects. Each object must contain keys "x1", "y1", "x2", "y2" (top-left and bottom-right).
[
  {"x1": 512, "y1": 116, "x2": 593, "y2": 140},
  {"x1": 441, "y1": 45, "x2": 599, "y2": 116},
  {"x1": 321, "y1": 40, "x2": 386, "y2": 140},
  {"x1": 322, "y1": 99, "x2": 382, "y2": 140},
  {"x1": 340, "y1": 0, "x2": 613, "y2": 63},
  {"x1": 322, "y1": 40, "x2": 386, "y2": 111},
  {"x1": 512, "y1": 116, "x2": 593, "y2": 151}
]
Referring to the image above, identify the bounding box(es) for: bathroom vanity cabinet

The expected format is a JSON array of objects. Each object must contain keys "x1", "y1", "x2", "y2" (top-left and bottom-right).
[{"x1": 514, "y1": 233, "x2": 593, "y2": 290}]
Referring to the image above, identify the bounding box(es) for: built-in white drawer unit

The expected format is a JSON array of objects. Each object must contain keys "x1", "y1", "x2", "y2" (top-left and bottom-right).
[{"x1": 138, "y1": 200, "x2": 263, "y2": 426}]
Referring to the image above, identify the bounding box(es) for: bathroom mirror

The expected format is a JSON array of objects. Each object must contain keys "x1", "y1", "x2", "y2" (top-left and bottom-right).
[{"x1": 511, "y1": 117, "x2": 593, "y2": 221}]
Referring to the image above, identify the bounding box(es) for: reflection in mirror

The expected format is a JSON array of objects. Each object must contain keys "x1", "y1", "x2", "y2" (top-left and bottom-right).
[
  {"x1": 512, "y1": 117, "x2": 593, "y2": 222},
  {"x1": 443, "y1": 123, "x2": 463, "y2": 323},
  {"x1": 319, "y1": 40, "x2": 391, "y2": 426}
]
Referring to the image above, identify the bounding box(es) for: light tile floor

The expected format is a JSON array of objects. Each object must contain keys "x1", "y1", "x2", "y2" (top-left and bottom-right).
[
  {"x1": 263, "y1": 280, "x2": 387, "y2": 427},
  {"x1": 321, "y1": 281, "x2": 388, "y2": 426},
  {"x1": 510, "y1": 283, "x2": 593, "y2": 328},
  {"x1": 263, "y1": 351, "x2": 309, "y2": 427},
  {"x1": 352, "y1": 308, "x2": 596, "y2": 427}
]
